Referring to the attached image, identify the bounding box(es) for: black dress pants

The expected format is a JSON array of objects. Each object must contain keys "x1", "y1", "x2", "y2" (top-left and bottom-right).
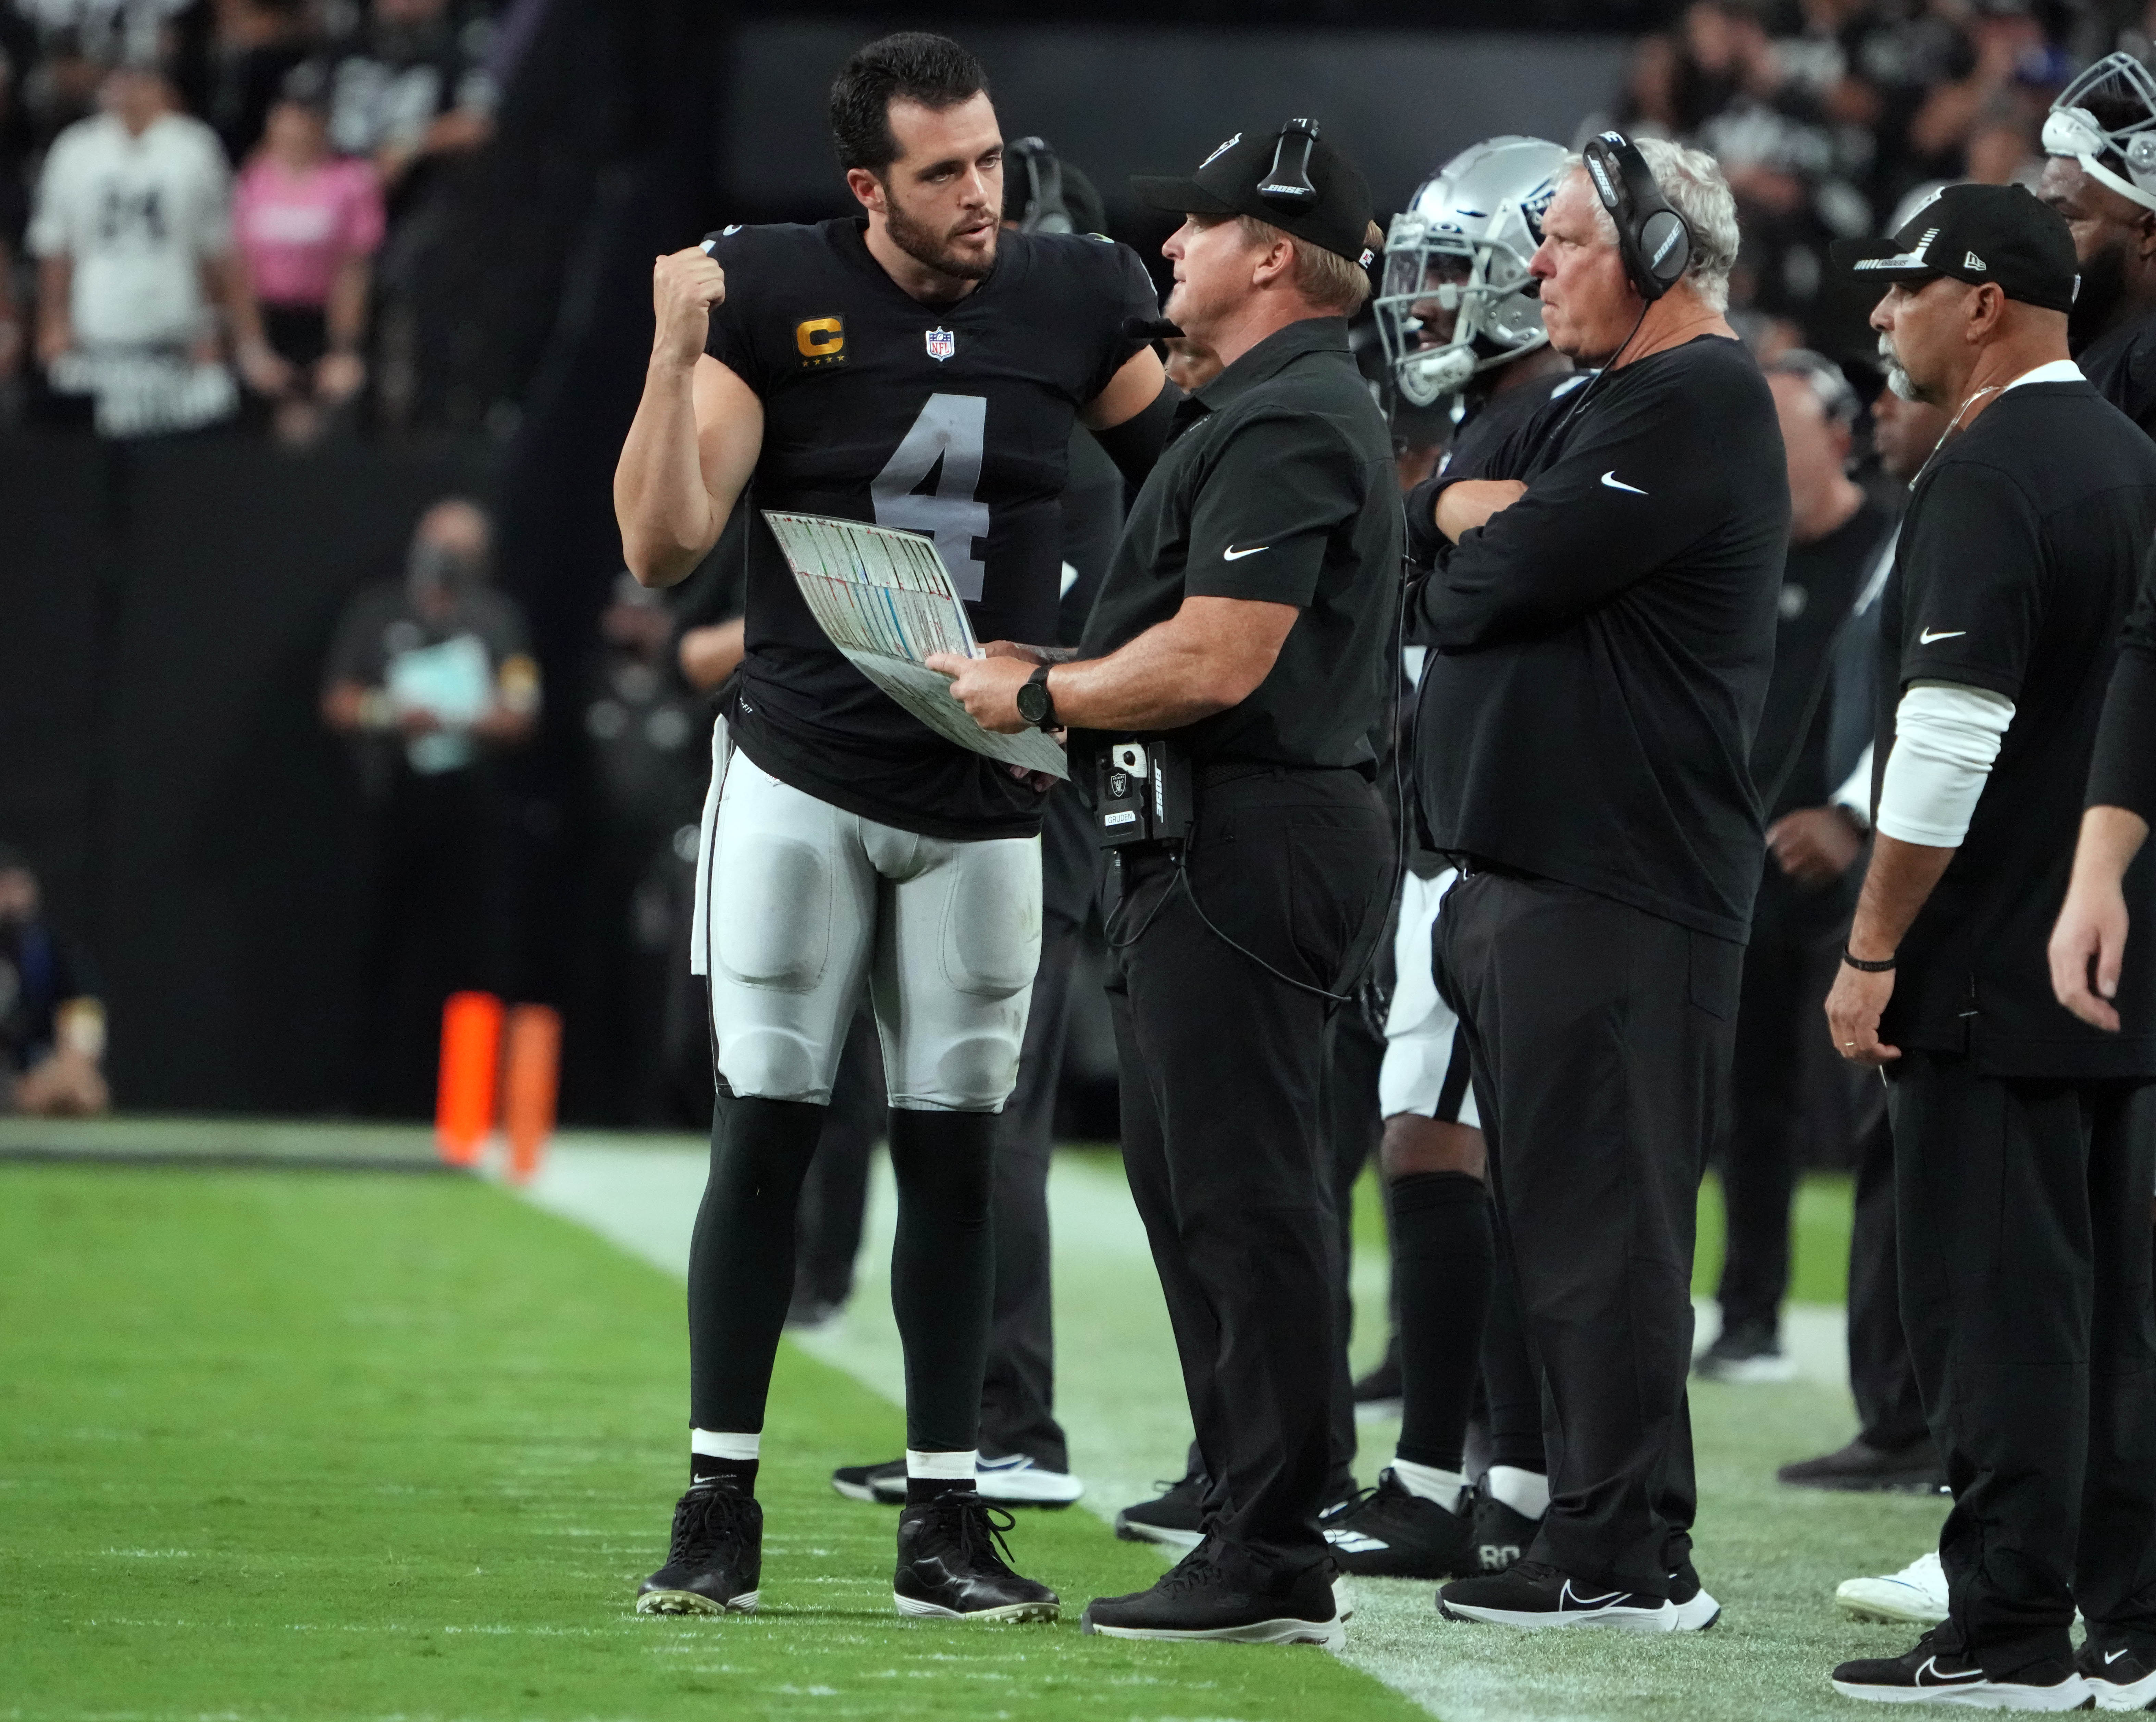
[
  {"x1": 1847, "y1": 1108, "x2": 1929, "y2": 1451},
  {"x1": 1436, "y1": 870, "x2": 1735, "y2": 1598},
  {"x1": 1105, "y1": 768, "x2": 1390, "y2": 1569},
  {"x1": 1890, "y1": 1051, "x2": 2156, "y2": 1675}
]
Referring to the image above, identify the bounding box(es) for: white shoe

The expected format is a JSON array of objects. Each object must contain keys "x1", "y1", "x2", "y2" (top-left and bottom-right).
[
  {"x1": 1837, "y1": 1550, "x2": 1949, "y2": 1625},
  {"x1": 973, "y1": 1453, "x2": 1085, "y2": 1507}
]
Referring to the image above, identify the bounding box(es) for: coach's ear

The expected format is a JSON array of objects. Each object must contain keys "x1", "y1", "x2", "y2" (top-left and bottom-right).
[{"x1": 847, "y1": 167, "x2": 887, "y2": 218}]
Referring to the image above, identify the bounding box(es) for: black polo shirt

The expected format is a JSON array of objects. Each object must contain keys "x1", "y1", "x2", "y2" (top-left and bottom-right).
[{"x1": 1076, "y1": 315, "x2": 1400, "y2": 768}]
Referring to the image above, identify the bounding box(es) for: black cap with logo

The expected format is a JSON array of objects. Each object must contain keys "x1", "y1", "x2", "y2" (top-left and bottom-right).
[
  {"x1": 1132, "y1": 121, "x2": 1376, "y2": 265},
  {"x1": 1830, "y1": 182, "x2": 2078, "y2": 314}
]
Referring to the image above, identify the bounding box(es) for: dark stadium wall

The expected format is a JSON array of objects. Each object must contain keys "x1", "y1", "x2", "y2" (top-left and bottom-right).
[{"x1": 717, "y1": 23, "x2": 1632, "y2": 228}]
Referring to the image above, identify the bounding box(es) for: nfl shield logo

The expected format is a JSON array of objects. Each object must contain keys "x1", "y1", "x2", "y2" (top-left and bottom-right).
[{"x1": 925, "y1": 326, "x2": 956, "y2": 362}]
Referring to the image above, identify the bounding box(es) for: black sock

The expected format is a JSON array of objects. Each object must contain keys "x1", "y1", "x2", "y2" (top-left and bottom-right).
[
  {"x1": 905, "y1": 1475, "x2": 976, "y2": 1507},
  {"x1": 1480, "y1": 1225, "x2": 1546, "y2": 1475},
  {"x1": 1391, "y1": 1170, "x2": 1494, "y2": 1475},
  {"x1": 691, "y1": 1455, "x2": 758, "y2": 1492},
  {"x1": 686, "y1": 1090, "x2": 827, "y2": 1441},
  {"x1": 887, "y1": 1108, "x2": 996, "y2": 1458}
]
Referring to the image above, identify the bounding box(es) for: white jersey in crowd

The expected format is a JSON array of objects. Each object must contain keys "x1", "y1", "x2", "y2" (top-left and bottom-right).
[{"x1": 29, "y1": 110, "x2": 232, "y2": 349}]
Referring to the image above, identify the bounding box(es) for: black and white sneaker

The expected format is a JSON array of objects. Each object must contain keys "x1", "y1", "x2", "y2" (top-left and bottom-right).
[
  {"x1": 1114, "y1": 1468, "x2": 1210, "y2": 1552},
  {"x1": 1467, "y1": 1492, "x2": 1539, "y2": 1574},
  {"x1": 1352, "y1": 1345, "x2": 1403, "y2": 1424},
  {"x1": 1832, "y1": 1632, "x2": 2091, "y2": 1709},
  {"x1": 635, "y1": 1476, "x2": 762, "y2": 1615},
  {"x1": 2079, "y1": 1639, "x2": 2156, "y2": 1712},
  {"x1": 1669, "y1": 1560, "x2": 1722, "y2": 1631},
  {"x1": 1693, "y1": 1317, "x2": 1798, "y2": 1384},
  {"x1": 832, "y1": 1457, "x2": 905, "y2": 1503},
  {"x1": 1322, "y1": 1469, "x2": 1475, "y2": 1578},
  {"x1": 1438, "y1": 1559, "x2": 1676, "y2": 1632},
  {"x1": 1082, "y1": 1543, "x2": 1345, "y2": 1648},
  {"x1": 893, "y1": 1490, "x2": 1059, "y2": 1623}
]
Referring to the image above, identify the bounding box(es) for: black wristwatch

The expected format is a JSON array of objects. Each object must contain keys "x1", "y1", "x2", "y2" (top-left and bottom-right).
[{"x1": 1015, "y1": 663, "x2": 1058, "y2": 731}]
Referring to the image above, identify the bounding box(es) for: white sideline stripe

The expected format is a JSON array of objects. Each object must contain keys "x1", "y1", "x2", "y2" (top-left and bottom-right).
[{"x1": 513, "y1": 1144, "x2": 1853, "y2": 1721}]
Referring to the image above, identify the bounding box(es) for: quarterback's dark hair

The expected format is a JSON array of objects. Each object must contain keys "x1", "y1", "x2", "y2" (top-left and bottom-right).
[{"x1": 829, "y1": 33, "x2": 989, "y2": 174}]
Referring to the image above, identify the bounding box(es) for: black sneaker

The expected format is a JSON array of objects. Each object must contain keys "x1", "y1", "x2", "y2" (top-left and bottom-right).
[
  {"x1": 1668, "y1": 1559, "x2": 1722, "y2": 1631},
  {"x1": 1832, "y1": 1631, "x2": 2090, "y2": 1709},
  {"x1": 1777, "y1": 1436, "x2": 1945, "y2": 1494},
  {"x1": 1353, "y1": 1344, "x2": 1403, "y2": 1424},
  {"x1": 1082, "y1": 1543, "x2": 1344, "y2": 1647},
  {"x1": 1322, "y1": 1469, "x2": 1475, "y2": 1578},
  {"x1": 1438, "y1": 1559, "x2": 1675, "y2": 1632},
  {"x1": 1693, "y1": 1317, "x2": 1796, "y2": 1384},
  {"x1": 635, "y1": 1477, "x2": 762, "y2": 1615},
  {"x1": 1114, "y1": 1468, "x2": 1210, "y2": 1552},
  {"x1": 1467, "y1": 1491, "x2": 1539, "y2": 1574},
  {"x1": 892, "y1": 1490, "x2": 1059, "y2": 1622},
  {"x1": 2078, "y1": 1639, "x2": 2156, "y2": 1711},
  {"x1": 832, "y1": 1456, "x2": 905, "y2": 1503}
]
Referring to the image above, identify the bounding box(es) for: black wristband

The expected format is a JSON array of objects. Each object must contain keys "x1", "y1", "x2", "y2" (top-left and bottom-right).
[{"x1": 1842, "y1": 946, "x2": 1896, "y2": 973}]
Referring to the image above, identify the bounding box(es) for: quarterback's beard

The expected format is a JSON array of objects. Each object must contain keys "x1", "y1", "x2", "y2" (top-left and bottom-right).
[
  {"x1": 2071, "y1": 237, "x2": 2128, "y2": 347},
  {"x1": 1878, "y1": 333, "x2": 1920, "y2": 402},
  {"x1": 885, "y1": 196, "x2": 997, "y2": 282}
]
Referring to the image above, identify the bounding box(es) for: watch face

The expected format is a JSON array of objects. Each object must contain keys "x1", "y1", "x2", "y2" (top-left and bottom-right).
[{"x1": 1016, "y1": 680, "x2": 1050, "y2": 724}]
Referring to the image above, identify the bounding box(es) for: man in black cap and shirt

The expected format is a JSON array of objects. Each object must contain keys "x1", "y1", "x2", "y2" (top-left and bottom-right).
[
  {"x1": 935, "y1": 120, "x2": 1398, "y2": 1647},
  {"x1": 1824, "y1": 181, "x2": 2156, "y2": 1710},
  {"x1": 1413, "y1": 133, "x2": 1787, "y2": 1633}
]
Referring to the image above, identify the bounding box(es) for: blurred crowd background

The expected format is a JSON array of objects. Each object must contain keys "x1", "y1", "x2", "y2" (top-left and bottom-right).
[{"x1": 0, "y1": 0, "x2": 2147, "y2": 1133}]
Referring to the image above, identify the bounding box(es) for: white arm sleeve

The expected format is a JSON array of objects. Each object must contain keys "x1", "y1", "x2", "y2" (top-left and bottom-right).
[
  {"x1": 1874, "y1": 680, "x2": 2015, "y2": 847},
  {"x1": 1831, "y1": 742, "x2": 1874, "y2": 830}
]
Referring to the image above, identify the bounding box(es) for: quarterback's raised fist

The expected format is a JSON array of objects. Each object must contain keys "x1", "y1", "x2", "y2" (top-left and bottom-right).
[{"x1": 652, "y1": 246, "x2": 726, "y2": 372}]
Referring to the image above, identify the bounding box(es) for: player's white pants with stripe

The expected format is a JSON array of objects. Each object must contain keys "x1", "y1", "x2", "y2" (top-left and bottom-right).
[
  {"x1": 1378, "y1": 866, "x2": 1480, "y2": 1127},
  {"x1": 690, "y1": 720, "x2": 1041, "y2": 1112}
]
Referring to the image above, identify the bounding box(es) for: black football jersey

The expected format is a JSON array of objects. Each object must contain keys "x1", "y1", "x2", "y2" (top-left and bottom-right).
[{"x1": 702, "y1": 217, "x2": 1157, "y2": 839}]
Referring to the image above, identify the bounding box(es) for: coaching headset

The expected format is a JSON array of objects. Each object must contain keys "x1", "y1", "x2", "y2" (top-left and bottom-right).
[
  {"x1": 1581, "y1": 129, "x2": 1692, "y2": 302},
  {"x1": 1007, "y1": 136, "x2": 1075, "y2": 234}
]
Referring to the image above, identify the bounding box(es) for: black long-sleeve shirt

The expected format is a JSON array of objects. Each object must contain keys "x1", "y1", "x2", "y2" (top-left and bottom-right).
[
  {"x1": 1413, "y1": 334, "x2": 1790, "y2": 943},
  {"x1": 2087, "y1": 539, "x2": 2156, "y2": 824}
]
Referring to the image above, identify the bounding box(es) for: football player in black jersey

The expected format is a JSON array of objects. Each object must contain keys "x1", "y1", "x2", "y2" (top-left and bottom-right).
[{"x1": 612, "y1": 32, "x2": 1168, "y2": 1622}]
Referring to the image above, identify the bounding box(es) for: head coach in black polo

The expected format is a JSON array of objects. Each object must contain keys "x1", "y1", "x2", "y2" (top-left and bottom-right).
[
  {"x1": 1409, "y1": 133, "x2": 1787, "y2": 1633},
  {"x1": 1821, "y1": 184, "x2": 2156, "y2": 1710},
  {"x1": 933, "y1": 121, "x2": 1398, "y2": 1647}
]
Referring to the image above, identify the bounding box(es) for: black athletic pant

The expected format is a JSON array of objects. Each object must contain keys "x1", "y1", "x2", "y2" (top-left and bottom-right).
[
  {"x1": 1106, "y1": 768, "x2": 1390, "y2": 1571},
  {"x1": 1890, "y1": 1052, "x2": 2156, "y2": 1676},
  {"x1": 1847, "y1": 1108, "x2": 1929, "y2": 1452},
  {"x1": 1323, "y1": 995, "x2": 1386, "y2": 1497},
  {"x1": 1716, "y1": 865, "x2": 1847, "y2": 1334},
  {"x1": 1436, "y1": 869, "x2": 1732, "y2": 1598}
]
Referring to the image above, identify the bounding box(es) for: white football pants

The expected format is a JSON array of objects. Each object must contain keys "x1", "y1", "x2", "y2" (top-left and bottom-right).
[{"x1": 691, "y1": 721, "x2": 1041, "y2": 1112}]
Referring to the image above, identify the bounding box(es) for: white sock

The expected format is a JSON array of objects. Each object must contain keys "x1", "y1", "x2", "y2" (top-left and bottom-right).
[
  {"x1": 690, "y1": 1429, "x2": 760, "y2": 1461},
  {"x1": 1390, "y1": 1457, "x2": 1465, "y2": 1514},
  {"x1": 1486, "y1": 1464, "x2": 1550, "y2": 1520},
  {"x1": 905, "y1": 1448, "x2": 977, "y2": 1481}
]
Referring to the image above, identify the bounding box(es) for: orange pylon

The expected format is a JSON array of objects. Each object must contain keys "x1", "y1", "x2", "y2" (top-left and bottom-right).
[
  {"x1": 435, "y1": 991, "x2": 503, "y2": 1165},
  {"x1": 502, "y1": 1004, "x2": 561, "y2": 1184}
]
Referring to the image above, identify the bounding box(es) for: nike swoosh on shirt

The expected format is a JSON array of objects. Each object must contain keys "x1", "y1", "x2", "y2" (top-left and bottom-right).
[
  {"x1": 1600, "y1": 471, "x2": 1648, "y2": 495},
  {"x1": 2106, "y1": 1649, "x2": 2130, "y2": 1665},
  {"x1": 1919, "y1": 628, "x2": 1967, "y2": 644},
  {"x1": 1223, "y1": 544, "x2": 1268, "y2": 561}
]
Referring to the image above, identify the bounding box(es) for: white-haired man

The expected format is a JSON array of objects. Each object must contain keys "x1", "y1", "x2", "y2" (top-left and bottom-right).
[{"x1": 1413, "y1": 133, "x2": 1789, "y2": 1632}]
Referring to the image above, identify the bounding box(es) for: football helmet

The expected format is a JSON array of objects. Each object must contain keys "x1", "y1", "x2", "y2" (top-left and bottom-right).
[
  {"x1": 2043, "y1": 52, "x2": 2156, "y2": 213},
  {"x1": 1376, "y1": 135, "x2": 1569, "y2": 408}
]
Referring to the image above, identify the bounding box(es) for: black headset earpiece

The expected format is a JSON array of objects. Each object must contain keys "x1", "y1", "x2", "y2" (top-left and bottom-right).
[
  {"x1": 1258, "y1": 117, "x2": 1321, "y2": 210},
  {"x1": 1582, "y1": 129, "x2": 1692, "y2": 302},
  {"x1": 1008, "y1": 136, "x2": 1074, "y2": 235}
]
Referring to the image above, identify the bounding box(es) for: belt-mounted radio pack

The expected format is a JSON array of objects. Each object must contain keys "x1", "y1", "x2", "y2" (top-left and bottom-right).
[{"x1": 1095, "y1": 737, "x2": 1193, "y2": 849}]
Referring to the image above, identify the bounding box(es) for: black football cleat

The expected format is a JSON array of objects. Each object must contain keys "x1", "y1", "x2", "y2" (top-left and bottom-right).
[
  {"x1": 1832, "y1": 1631, "x2": 2091, "y2": 1709},
  {"x1": 1467, "y1": 1490, "x2": 1540, "y2": 1574},
  {"x1": 1439, "y1": 1558, "x2": 1675, "y2": 1631},
  {"x1": 1322, "y1": 1469, "x2": 1476, "y2": 1578},
  {"x1": 635, "y1": 1476, "x2": 762, "y2": 1615},
  {"x1": 893, "y1": 1490, "x2": 1059, "y2": 1622},
  {"x1": 1082, "y1": 1543, "x2": 1345, "y2": 1647},
  {"x1": 1114, "y1": 1467, "x2": 1210, "y2": 1552},
  {"x1": 831, "y1": 1456, "x2": 905, "y2": 1503},
  {"x1": 1777, "y1": 1435, "x2": 1946, "y2": 1494}
]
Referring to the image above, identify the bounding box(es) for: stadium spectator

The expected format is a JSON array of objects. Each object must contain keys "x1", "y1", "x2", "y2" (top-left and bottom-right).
[
  {"x1": 233, "y1": 63, "x2": 383, "y2": 443},
  {"x1": 0, "y1": 843, "x2": 110, "y2": 1117},
  {"x1": 321, "y1": 497, "x2": 537, "y2": 1116},
  {"x1": 172, "y1": 0, "x2": 313, "y2": 168},
  {"x1": 326, "y1": 0, "x2": 495, "y2": 211},
  {"x1": 29, "y1": 51, "x2": 286, "y2": 435}
]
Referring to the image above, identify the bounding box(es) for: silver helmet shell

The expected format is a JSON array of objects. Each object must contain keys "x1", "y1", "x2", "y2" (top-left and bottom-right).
[{"x1": 1377, "y1": 135, "x2": 1569, "y2": 408}]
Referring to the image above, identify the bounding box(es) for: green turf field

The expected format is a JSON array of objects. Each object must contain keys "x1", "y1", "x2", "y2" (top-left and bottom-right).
[{"x1": 0, "y1": 1140, "x2": 1941, "y2": 1722}]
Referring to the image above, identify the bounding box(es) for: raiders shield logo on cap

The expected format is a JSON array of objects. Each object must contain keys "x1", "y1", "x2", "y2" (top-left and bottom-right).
[{"x1": 925, "y1": 327, "x2": 956, "y2": 362}]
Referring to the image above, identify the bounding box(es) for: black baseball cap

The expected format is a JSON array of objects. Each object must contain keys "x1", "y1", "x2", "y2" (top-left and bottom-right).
[
  {"x1": 1132, "y1": 121, "x2": 1376, "y2": 265},
  {"x1": 1830, "y1": 182, "x2": 2077, "y2": 314}
]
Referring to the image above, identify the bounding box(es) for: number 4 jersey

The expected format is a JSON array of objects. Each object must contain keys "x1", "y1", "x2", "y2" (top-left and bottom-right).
[{"x1": 702, "y1": 216, "x2": 1158, "y2": 839}]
